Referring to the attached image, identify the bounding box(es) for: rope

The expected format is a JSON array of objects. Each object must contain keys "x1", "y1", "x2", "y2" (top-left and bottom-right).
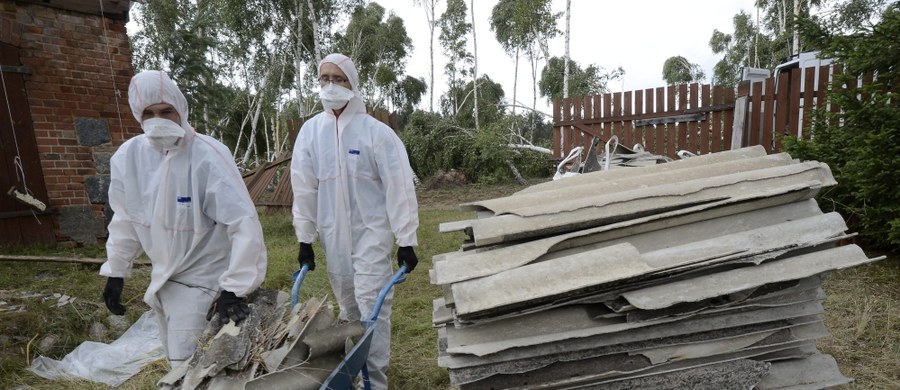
[
  {"x1": 98, "y1": 0, "x2": 126, "y2": 137},
  {"x1": 0, "y1": 65, "x2": 31, "y2": 192},
  {"x1": 1, "y1": 65, "x2": 42, "y2": 221}
]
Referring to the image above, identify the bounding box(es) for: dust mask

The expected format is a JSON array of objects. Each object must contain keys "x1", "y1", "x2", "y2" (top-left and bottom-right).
[
  {"x1": 319, "y1": 83, "x2": 355, "y2": 111},
  {"x1": 142, "y1": 117, "x2": 185, "y2": 151}
]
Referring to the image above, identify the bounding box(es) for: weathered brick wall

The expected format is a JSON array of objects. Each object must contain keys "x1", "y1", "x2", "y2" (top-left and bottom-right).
[{"x1": 1, "y1": 2, "x2": 139, "y2": 246}]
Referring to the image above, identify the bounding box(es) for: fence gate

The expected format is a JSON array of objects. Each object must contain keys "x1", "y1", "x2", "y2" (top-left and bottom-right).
[{"x1": 1, "y1": 42, "x2": 55, "y2": 246}]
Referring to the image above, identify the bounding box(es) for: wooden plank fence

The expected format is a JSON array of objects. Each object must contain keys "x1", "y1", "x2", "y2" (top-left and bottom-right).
[{"x1": 553, "y1": 63, "x2": 849, "y2": 160}]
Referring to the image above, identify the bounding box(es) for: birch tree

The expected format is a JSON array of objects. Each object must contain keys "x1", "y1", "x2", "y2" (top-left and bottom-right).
[
  {"x1": 563, "y1": 0, "x2": 570, "y2": 99},
  {"x1": 413, "y1": 0, "x2": 440, "y2": 112},
  {"x1": 438, "y1": 0, "x2": 473, "y2": 118},
  {"x1": 469, "y1": 0, "x2": 479, "y2": 131}
]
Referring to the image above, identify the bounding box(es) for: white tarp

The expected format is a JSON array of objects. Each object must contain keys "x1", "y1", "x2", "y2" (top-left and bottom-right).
[{"x1": 28, "y1": 310, "x2": 164, "y2": 387}]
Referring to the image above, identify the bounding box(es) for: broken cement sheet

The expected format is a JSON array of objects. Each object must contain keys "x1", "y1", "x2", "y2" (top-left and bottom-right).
[
  {"x1": 460, "y1": 178, "x2": 828, "y2": 247},
  {"x1": 438, "y1": 307, "x2": 823, "y2": 370},
  {"x1": 756, "y1": 353, "x2": 852, "y2": 389},
  {"x1": 451, "y1": 243, "x2": 648, "y2": 318},
  {"x1": 621, "y1": 244, "x2": 878, "y2": 311},
  {"x1": 448, "y1": 319, "x2": 826, "y2": 386},
  {"x1": 443, "y1": 299, "x2": 824, "y2": 357},
  {"x1": 507, "y1": 145, "x2": 769, "y2": 198},
  {"x1": 160, "y1": 289, "x2": 367, "y2": 390},
  {"x1": 463, "y1": 151, "x2": 795, "y2": 216},
  {"x1": 28, "y1": 310, "x2": 164, "y2": 387},
  {"x1": 433, "y1": 199, "x2": 825, "y2": 285}
]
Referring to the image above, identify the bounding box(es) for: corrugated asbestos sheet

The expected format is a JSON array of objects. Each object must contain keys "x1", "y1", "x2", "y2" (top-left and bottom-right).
[{"x1": 430, "y1": 146, "x2": 886, "y2": 389}]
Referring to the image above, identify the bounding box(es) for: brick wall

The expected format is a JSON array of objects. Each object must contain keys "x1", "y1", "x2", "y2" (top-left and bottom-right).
[{"x1": 1, "y1": 2, "x2": 139, "y2": 246}]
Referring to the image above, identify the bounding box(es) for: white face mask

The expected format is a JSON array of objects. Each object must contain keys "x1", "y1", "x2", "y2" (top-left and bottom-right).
[
  {"x1": 142, "y1": 117, "x2": 185, "y2": 151},
  {"x1": 319, "y1": 83, "x2": 355, "y2": 111}
]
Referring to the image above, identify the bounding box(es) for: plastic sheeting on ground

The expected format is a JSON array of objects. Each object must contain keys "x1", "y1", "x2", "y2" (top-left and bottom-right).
[{"x1": 28, "y1": 310, "x2": 164, "y2": 387}]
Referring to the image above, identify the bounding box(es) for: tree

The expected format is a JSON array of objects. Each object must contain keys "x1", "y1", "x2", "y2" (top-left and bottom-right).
[
  {"x1": 490, "y1": 0, "x2": 560, "y2": 112},
  {"x1": 390, "y1": 75, "x2": 428, "y2": 118},
  {"x1": 563, "y1": 0, "x2": 571, "y2": 99},
  {"x1": 131, "y1": 0, "x2": 227, "y2": 136},
  {"x1": 784, "y1": 2, "x2": 899, "y2": 249},
  {"x1": 130, "y1": 0, "x2": 359, "y2": 165},
  {"x1": 441, "y1": 75, "x2": 505, "y2": 130},
  {"x1": 708, "y1": 0, "x2": 838, "y2": 86},
  {"x1": 661, "y1": 56, "x2": 706, "y2": 85},
  {"x1": 539, "y1": 57, "x2": 623, "y2": 103},
  {"x1": 413, "y1": 0, "x2": 440, "y2": 112},
  {"x1": 334, "y1": 2, "x2": 414, "y2": 110},
  {"x1": 438, "y1": 0, "x2": 473, "y2": 117},
  {"x1": 469, "y1": 0, "x2": 480, "y2": 131}
]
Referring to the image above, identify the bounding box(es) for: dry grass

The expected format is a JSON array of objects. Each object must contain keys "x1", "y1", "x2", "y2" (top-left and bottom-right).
[
  {"x1": 817, "y1": 249, "x2": 900, "y2": 389},
  {"x1": 1, "y1": 183, "x2": 898, "y2": 389}
]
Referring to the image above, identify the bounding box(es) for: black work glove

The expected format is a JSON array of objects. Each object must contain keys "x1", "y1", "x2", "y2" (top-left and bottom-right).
[
  {"x1": 397, "y1": 246, "x2": 418, "y2": 273},
  {"x1": 103, "y1": 277, "x2": 126, "y2": 315},
  {"x1": 206, "y1": 291, "x2": 250, "y2": 325},
  {"x1": 298, "y1": 242, "x2": 315, "y2": 271}
]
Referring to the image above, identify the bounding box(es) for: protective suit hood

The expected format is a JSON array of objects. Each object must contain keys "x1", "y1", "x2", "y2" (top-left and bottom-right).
[
  {"x1": 128, "y1": 70, "x2": 191, "y2": 131},
  {"x1": 318, "y1": 53, "x2": 366, "y2": 118}
]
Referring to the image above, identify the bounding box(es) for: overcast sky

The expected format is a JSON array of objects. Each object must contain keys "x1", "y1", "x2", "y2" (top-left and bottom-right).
[{"x1": 377, "y1": 0, "x2": 759, "y2": 114}]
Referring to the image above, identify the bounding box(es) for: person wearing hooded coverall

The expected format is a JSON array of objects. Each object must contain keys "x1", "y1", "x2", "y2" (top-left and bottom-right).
[
  {"x1": 100, "y1": 70, "x2": 267, "y2": 369},
  {"x1": 290, "y1": 53, "x2": 419, "y2": 389}
]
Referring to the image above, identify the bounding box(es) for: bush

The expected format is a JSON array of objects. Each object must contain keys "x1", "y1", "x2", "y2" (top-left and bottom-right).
[
  {"x1": 785, "y1": 5, "x2": 900, "y2": 250},
  {"x1": 401, "y1": 111, "x2": 552, "y2": 184}
]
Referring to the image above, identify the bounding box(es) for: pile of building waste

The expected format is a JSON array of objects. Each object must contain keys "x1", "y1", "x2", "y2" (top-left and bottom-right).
[
  {"x1": 157, "y1": 290, "x2": 363, "y2": 390},
  {"x1": 430, "y1": 145, "x2": 886, "y2": 389}
]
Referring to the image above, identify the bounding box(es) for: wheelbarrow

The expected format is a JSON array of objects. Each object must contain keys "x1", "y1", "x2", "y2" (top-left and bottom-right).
[{"x1": 290, "y1": 263, "x2": 408, "y2": 390}]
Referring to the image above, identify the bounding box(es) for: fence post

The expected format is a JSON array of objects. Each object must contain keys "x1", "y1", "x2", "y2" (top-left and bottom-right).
[{"x1": 731, "y1": 81, "x2": 750, "y2": 150}]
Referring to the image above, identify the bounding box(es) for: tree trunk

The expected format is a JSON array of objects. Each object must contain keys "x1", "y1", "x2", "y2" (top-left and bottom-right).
[
  {"x1": 306, "y1": 0, "x2": 322, "y2": 64},
  {"x1": 470, "y1": 0, "x2": 480, "y2": 132},
  {"x1": 506, "y1": 160, "x2": 528, "y2": 185},
  {"x1": 425, "y1": 0, "x2": 437, "y2": 112},
  {"x1": 513, "y1": 47, "x2": 519, "y2": 116},
  {"x1": 563, "y1": 0, "x2": 571, "y2": 99}
]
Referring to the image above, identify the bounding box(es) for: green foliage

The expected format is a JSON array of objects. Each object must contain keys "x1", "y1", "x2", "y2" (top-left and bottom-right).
[
  {"x1": 131, "y1": 0, "x2": 229, "y2": 134},
  {"x1": 402, "y1": 110, "x2": 468, "y2": 179},
  {"x1": 334, "y1": 2, "x2": 414, "y2": 108},
  {"x1": 438, "y1": 0, "x2": 473, "y2": 113},
  {"x1": 539, "y1": 56, "x2": 624, "y2": 103},
  {"x1": 709, "y1": 0, "x2": 891, "y2": 87},
  {"x1": 402, "y1": 111, "x2": 551, "y2": 184},
  {"x1": 661, "y1": 55, "x2": 706, "y2": 85},
  {"x1": 784, "y1": 4, "x2": 900, "y2": 249},
  {"x1": 440, "y1": 75, "x2": 506, "y2": 129},
  {"x1": 489, "y1": 0, "x2": 559, "y2": 57}
]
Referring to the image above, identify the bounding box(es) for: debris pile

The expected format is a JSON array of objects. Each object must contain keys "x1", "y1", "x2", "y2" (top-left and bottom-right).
[
  {"x1": 430, "y1": 146, "x2": 885, "y2": 389},
  {"x1": 158, "y1": 290, "x2": 364, "y2": 390}
]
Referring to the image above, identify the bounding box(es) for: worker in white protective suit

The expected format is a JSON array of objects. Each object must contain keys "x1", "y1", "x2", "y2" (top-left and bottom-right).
[
  {"x1": 290, "y1": 53, "x2": 419, "y2": 389},
  {"x1": 100, "y1": 70, "x2": 267, "y2": 369}
]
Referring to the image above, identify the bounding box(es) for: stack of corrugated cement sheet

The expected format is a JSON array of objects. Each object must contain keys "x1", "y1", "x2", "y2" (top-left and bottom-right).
[{"x1": 430, "y1": 146, "x2": 886, "y2": 389}]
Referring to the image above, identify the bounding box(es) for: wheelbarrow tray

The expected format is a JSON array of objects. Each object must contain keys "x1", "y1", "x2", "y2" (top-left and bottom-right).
[{"x1": 290, "y1": 264, "x2": 408, "y2": 390}]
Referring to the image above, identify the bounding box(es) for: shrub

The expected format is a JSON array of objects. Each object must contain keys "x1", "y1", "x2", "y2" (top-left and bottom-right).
[{"x1": 784, "y1": 5, "x2": 900, "y2": 250}]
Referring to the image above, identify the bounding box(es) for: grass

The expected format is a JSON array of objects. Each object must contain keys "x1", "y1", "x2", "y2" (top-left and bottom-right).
[{"x1": 1, "y1": 183, "x2": 898, "y2": 389}]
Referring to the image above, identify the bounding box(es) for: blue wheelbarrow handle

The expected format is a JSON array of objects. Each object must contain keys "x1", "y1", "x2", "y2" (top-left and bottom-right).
[
  {"x1": 367, "y1": 264, "x2": 408, "y2": 323},
  {"x1": 291, "y1": 263, "x2": 310, "y2": 307}
]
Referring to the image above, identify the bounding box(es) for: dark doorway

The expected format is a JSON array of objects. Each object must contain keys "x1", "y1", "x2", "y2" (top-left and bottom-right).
[{"x1": 0, "y1": 42, "x2": 55, "y2": 246}]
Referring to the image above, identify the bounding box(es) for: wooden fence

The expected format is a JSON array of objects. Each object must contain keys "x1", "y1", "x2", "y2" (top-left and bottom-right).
[{"x1": 552, "y1": 63, "x2": 847, "y2": 160}]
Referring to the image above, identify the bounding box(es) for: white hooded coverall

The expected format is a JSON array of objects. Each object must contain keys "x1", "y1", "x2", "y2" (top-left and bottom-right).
[
  {"x1": 101, "y1": 70, "x2": 267, "y2": 367},
  {"x1": 290, "y1": 53, "x2": 419, "y2": 389}
]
